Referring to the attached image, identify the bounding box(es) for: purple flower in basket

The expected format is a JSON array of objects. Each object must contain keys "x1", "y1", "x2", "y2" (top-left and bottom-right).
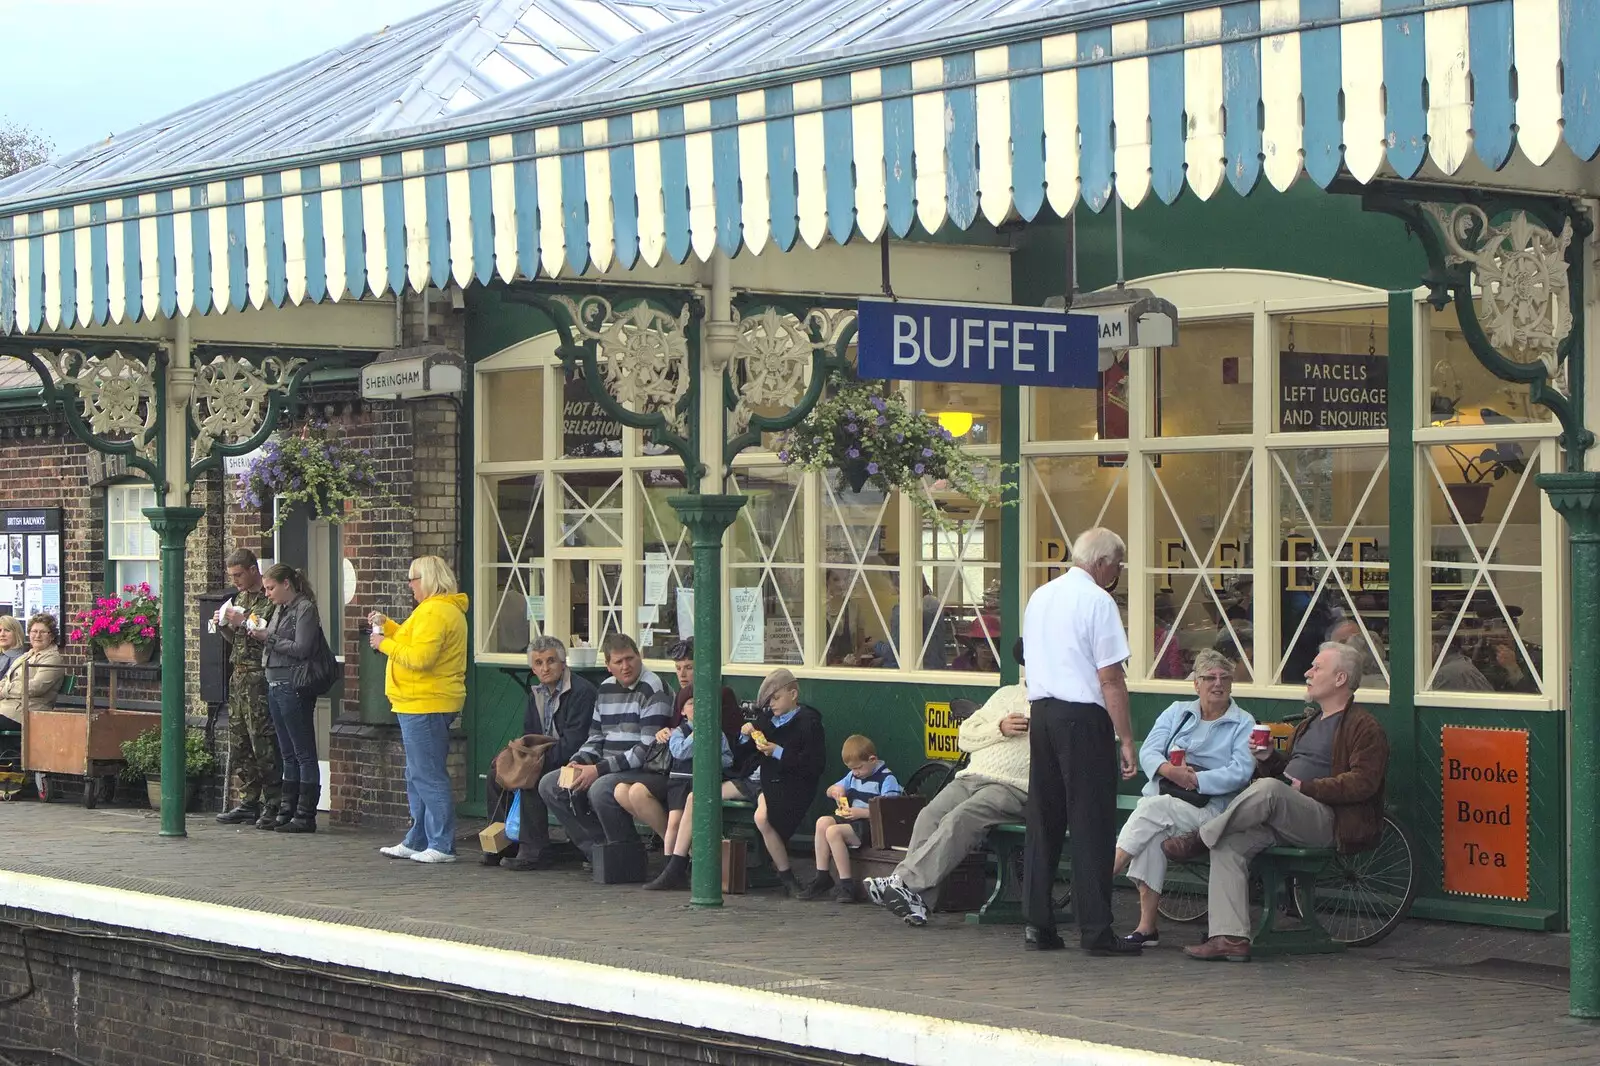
[
  {"x1": 847, "y1": 447, "x2": 860, "y2": 459},
  {"x1": 922, "y1": 447, "x2": 934, "y2": 458},
  {"x1": 914, "y1": 463, "x2": 925, "y2": 474},
  {"x1": 867, "y1": 462, "x2": 879, "y2": 474},
  {"x1": 778, "y1": 450, "x2": 790, "y2": 463},
  {"x1": 870, "y1": 396, "x2": 887, "y2": 412},
  {"x1": 875, "y1": 415, "x2": 887, "y2": 427},
  {"x1": 844, "y1": 422, "x2": 858, "y2": 435}
]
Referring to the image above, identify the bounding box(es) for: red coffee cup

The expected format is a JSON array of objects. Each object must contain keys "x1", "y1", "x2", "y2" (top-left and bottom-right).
[
  {"x1": 1251, "y1": 726, "x2": 1272, "y2": 748},
  {"x1": 1168, "y1": 749, "x2": 1186, "y2": 767}
]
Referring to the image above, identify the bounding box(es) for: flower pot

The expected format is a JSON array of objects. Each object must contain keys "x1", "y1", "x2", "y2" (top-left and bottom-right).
[
  {"x1": 103, "y1": 641, "x2": 155, "y2": 665},
  {"x1": 840, "y1": 460, "x2": 872, "y2": 493},
  {"x1": 144, "y1": 776, "x2": 200, "y2": 812},
  {"x1": 1446, "y1": 483, "x2": 1492, "y2": 526}
]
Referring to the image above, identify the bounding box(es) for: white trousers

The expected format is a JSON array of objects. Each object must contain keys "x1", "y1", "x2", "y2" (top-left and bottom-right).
[{"x1": 1115, "y1": 793, "x2": 1217, "y2": 893}]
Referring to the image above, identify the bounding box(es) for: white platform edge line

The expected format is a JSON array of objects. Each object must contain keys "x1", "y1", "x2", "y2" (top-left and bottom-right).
[{"x1": 0, "y1": 870, "x2": 1222, "y2": 1066}]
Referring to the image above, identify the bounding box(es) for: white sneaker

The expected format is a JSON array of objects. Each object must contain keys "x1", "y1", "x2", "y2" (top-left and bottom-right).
[
  {"x1": 409, "y1": 848, "x2": 458, "y2": 864},
  {"x1": 379, "y1": 843, "x2": 419, "y2": 859}
]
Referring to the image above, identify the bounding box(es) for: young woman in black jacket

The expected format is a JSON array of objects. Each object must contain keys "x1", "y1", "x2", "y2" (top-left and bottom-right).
[
  {"x1": 739, "y1": 668, "x2": 826, "y2": 896},
  {"x1": 248, "y1": 564, "x2": 325, "y2": 833}
]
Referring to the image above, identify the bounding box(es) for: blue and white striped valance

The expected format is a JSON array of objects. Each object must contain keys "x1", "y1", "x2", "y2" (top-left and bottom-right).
[{"x1": 3, "y1": 0, "x2": 1597, "y2": 336}]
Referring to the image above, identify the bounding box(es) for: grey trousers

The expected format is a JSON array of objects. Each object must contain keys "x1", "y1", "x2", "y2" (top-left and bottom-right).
[
  {"x1": 1199, "y1": 778, "x2": 1335, "y2": 939},
  {"x1": 895, "y1": 775, "x2": 1027, "y2": 894},
  {"x1": 537, "y1": 766, "x2": 667, "y2": 858}
]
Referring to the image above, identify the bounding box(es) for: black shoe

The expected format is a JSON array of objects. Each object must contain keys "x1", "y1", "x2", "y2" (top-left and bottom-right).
[
  {"x1": 1085, "y1": 933, "x2": 1144, "y2": 957},
  {"x1": 216, "y1": 803, "x2": 260, "y2": 825},
  {"x1": 776, "y1": 868, "x2": 801, "y2": 899},
  {"x1": 505, "y1": 854, "x2": 545, "y2": 872},
  {"x1": 831, "y1": 879, "x2": 858, "y2": 904},
  {"x1": 480, "y1": 852, "x2": 504, "y2": 866},
  {"x1": 277, "y1": 785, "x2": 319, "y2": 834},
  {"x1": 643, "y1": 855, "x2": 689, "y2": 891},
  {"x1": 1024, "y1": 925, "x2": 1066, "y2": 951},
  {"x1": 797, "y1": 871, "x2": 835, "y2": 901}
]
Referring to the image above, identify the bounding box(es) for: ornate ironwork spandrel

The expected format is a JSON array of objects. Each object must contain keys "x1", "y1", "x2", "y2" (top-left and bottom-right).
[{"x1": 189, "y1": 353, "x2": 307, "y2": 463}]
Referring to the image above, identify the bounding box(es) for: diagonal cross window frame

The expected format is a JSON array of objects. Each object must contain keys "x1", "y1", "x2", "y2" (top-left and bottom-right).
[
  {"x1": 729, "y1": 468, "x2": 806, "y2": 666},
  {"x1": 917, "y1": 479, "x2": 1000, "y2": 672},
  {"x1": 821, "y1": 478, "x2": 899, "y2": 668},
  {"x1": 557, "y1": 472, "x2": 624, "y2": 549},
  {"x1": 484, "y1": 473, "x2": 548, "y2": 645},
  {"x1": 1026, "y1": 458, "x2": 1128, "y2": 587}
]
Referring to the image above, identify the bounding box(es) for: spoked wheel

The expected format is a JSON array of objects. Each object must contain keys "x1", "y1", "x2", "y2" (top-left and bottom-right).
[
  {"x1": 1156, "y1": 860, "x2": 1210, "y2": 923},
  {"x1": 904, "y1": 760, "x2": 957, "y2": 800},
  {"x1": 1311, "y1": 814, "x2": 1418, "y2": 947}
]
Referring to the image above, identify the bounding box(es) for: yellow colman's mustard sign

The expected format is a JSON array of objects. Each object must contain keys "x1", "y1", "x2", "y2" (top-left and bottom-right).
[{"x1": 925, "y1": 702, "x2": 962, "y2": 761}]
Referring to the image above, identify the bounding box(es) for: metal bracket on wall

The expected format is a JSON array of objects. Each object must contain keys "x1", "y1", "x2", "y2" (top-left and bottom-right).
[{"x1": 1359, "y1": 182, "x2": 1594, "y2": 470}]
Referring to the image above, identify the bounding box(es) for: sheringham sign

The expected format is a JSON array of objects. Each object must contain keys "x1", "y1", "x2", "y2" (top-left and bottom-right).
[
  {"x1": 856, "y1": 297, "x2": 1099, "y2": 388},
  {"x1": 360, "y1": 347, "x2": 465, "y2": 401}
]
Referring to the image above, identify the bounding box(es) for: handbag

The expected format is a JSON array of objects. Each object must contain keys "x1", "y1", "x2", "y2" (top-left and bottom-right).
[
  {"x1": 642, "y1": 739, "x2": 673, "y2": 774},
  {"x1": 293, "y1": 626, "x2": 340, "y2": 697},
  {"x1": 1157, "y1": 711, "x2": 1211, "y2": 808},
  {"x1": 493, "y1": 734, "x2": 557, "y2": 790}
]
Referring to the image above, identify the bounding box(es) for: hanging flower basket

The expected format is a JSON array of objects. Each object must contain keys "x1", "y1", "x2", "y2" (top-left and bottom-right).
[
  {"x1": 70, "y1": 584, "x2": 159, "y2": 659},
  {"x1": 236, "y1": 424, "x2": 395, "y2": 532},
  {"x1": 777, "y1": 380, "x2": 1010, "y2": 525}
]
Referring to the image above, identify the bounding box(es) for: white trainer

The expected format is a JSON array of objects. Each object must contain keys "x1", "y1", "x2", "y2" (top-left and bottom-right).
[
  {"x1": 409, "y1": 848, "x2": 458, "y2": 864},
  {"x1": 379, "y1": 843, "x2": 419, "y2": 859}
]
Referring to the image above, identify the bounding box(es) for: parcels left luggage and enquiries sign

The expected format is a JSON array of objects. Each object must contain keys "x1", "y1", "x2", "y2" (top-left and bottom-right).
[{"x1": 857, "y1": 297, "x2": 1100, "y2": 388}]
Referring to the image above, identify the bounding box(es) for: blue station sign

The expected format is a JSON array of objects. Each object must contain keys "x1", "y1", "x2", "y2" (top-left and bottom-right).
[{"x1": 856, "y1": 297, "x2": 1100, "y2": 388}]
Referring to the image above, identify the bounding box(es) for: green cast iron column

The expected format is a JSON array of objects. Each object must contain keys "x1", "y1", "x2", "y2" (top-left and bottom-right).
[
  {"x1": 999, "y1": 384, "x2": 1021, "y2": 686},
  {"x1": 1535, "y1": 471, "x2": 1600, "y2": 1017},
  {"x1": 144, "y1": 506, "x2": 205, "y2": 838},
  {"x1": 668, "y1": 492, "x2": 747, "y2": 909},
  {"x1": 1384, "y1": 292, "x2": 1417, "y2": 815}
]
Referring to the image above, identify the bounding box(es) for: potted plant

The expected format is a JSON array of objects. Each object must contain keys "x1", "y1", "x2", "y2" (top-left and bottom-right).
[
  {"x1": 120, "y1": 727, "x2": 216, "y2": 811},
  {"x1": 1443, "y1": 442, "x2": 1527, "y2": 525},
  {"x1": 777, "y1": 379, "x2": 1009, "y2": 527},
  {"x1": 236, "y1": 422, "x2": 396, "y2": 532},
  {"x1": 70, "y1": 583, "x2": 159, "y2": 663}
]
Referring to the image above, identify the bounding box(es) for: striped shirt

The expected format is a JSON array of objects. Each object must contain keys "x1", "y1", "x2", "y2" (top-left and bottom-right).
[
  {"x1": 832, "y1": 761, "x2": 902, "y2": 809},
  {"x1": 576, "y1": 672, "x2": 673, "y2": 776}
]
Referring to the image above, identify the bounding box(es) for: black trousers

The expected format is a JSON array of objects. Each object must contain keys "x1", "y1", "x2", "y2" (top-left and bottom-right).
[{"x1": 1022, "y1": 698, "x2": 1118, "y2": 946}]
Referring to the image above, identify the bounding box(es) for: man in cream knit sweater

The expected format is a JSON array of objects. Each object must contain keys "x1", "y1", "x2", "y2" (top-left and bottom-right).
[{"x1": 867, "y1": 640, "x2": 1031, "y2": 926}]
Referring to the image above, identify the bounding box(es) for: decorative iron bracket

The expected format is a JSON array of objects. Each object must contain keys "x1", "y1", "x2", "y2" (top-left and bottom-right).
[
  {"x1": 1360, "y1": 182, "x2": 1593, "y2": 469},
  {"x1": 505, "y1": 284, "x2": 703, "y2": 480},
  {"x1": 186, "y1": 351, "x2": 312, "y2": 483},
  {"x1": 0, "y1": 340, "x2": 167, "y2": 487},
  {"x1": 722, "y1": 295, "x2": 856, "y2": 470}
]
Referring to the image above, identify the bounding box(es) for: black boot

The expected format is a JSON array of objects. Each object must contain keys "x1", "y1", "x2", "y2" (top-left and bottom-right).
[
  {"x1": 217, "y1": 801, "x2": 260, "y2": 825},
  {"x1": 643, "y1": 855, "x2": 690, "y2": 891},
  {"x1": 272, "y1": 783, "x2": 300, "y2": 829},
  {"x1": 776, "y1": 867, "x2": 801, "y2": 898},
  {"x1": 798, "y1": 870, "x2": 835, "y2": 900},
  {"x1": 260, "y1": 785, "x2": 294, "y2": 830},
  {"x1": 277, "y1": 784, "x2": 319, "y2": 834}
]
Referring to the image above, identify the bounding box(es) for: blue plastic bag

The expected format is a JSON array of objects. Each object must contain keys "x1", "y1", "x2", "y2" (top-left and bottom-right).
[{"x1": 505, "y1": 791, "x2": 522, "y2": 840}]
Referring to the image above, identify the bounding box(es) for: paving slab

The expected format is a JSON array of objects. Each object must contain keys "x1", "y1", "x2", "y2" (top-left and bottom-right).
[{"x1": 0, "y1": 803, "x2": 1592, "y2": 1065}]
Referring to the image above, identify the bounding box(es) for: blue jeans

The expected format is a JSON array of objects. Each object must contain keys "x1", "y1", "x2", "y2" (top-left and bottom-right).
[
  {"x1": 398, "y1": 712, "x2": 456, "y2": 854},
  {"x1": 266, "y1": 681, "x2": 319, "y2": 787}
]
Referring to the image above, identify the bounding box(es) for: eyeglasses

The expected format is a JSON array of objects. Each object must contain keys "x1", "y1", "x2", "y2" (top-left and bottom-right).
[{"x1": 1197, "y1": 674, "x2": 1233, "y2": 684}]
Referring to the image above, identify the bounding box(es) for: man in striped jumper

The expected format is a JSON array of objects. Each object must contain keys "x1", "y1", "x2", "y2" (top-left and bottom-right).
[{"x1": 537, "y1": 634, "x2": 672, "y2": 859}]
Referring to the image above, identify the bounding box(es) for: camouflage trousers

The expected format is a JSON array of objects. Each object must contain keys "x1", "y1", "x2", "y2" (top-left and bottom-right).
[{"x1": 227, "y1": 671, "x2": 280, "y2": 807}]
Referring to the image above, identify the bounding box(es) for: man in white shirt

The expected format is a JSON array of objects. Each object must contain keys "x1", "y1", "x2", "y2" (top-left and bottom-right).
[{"x1": 1020, "y1": 527, "x2": 1142, "y2": 957}]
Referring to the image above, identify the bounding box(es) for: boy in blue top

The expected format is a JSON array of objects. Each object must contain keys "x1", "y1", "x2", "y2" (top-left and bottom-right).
[{"x1": 800, "y1": 734, "x2": 902, "y2": 902}]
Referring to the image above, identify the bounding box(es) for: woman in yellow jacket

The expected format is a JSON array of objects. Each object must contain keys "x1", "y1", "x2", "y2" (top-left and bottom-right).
[{"x1": 367, "y1": 555, "x2": 469, "y2": 864}]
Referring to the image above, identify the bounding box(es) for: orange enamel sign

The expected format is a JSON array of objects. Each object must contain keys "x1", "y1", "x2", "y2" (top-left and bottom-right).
[{"x1": 1441, "y1": 726, "x2": 1529, "y2": 901}]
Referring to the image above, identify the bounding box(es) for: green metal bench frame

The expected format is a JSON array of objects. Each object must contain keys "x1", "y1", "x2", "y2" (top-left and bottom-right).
[
  {"x1": 965, "y1": 794, "x2": 1143, "y2": 925},
  {"x1": 1247, "y1": 846, "x2": 1346, "y2": 956}
]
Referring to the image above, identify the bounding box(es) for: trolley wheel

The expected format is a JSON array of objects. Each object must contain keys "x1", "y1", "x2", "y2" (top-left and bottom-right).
[
  {"x1": 904, "y1": 760, "x2": 957, "y2": 800},
  {"x1": 83, "y1": 776, "x2": 97, "y2": 808},
  {"x1": 1156, "y1": 860, "x2": 1210, "y2": 924},
  {"x1": 36, "y1": 772, "x2": 57, "y2": 802},
  {"x1": 1312, "y1": 814, "x2": 1418, "y2": 947}
]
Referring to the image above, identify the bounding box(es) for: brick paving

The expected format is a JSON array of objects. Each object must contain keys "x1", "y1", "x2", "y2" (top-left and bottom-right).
[{"x1": 0, "y1": 802, "x2": 1593, "y2": 1065}]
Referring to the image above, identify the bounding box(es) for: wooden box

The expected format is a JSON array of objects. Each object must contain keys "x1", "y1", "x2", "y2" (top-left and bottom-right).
[
  {"x1": 868, "y1": 794, "x2": 927, "y2": 849},
  {"x1": 851, "y1": 846, "x2": 988, "y2": 912},
  {"x1": 722, "y1": 838, "x2": 748, "y2": 894}
]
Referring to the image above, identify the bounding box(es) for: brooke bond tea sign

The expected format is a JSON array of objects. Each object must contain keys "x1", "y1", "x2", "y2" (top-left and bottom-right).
[{"x1": 1442, "y1": 726, "x2": 1530, "y2": 901}]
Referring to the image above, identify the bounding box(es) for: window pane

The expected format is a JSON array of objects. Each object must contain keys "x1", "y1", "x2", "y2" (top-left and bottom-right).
[
  {"x1": 108, "y1": 524, "x2": 127, "y2": 558},
  {"x1": 1148, "y1": 451, "x2": 1255, "y2": 680},
  {"x1": 108, "y1": 490, "x2": 125, "y2": 522},
  {"x1": 1272, "y1": 447, "x2": 1390, "y2": 686},
  {"x1": 729, "y1": 467, "x2": 805, "y2": 665},
  {"x1": 918, "y1": 482, "x2": 1001, "y2": 672},
  {"x1": 822, "y1": 479, "x2": 900, "y2": 668},
  {"x1": 561, "y1": 368, "x2": 624, "y2": 458},
  {"x1": 556, "y1": 473, "x2": 623, "y2": 548},
  {"x1": 115, "y1": 561, "x2": 160, "y2": 596},
  {"x1": 637, "y1": 469, "x2": 691, "y2": 659},
  {"x1": 1024, "y1": 456, "x2": 1130, "y2": 603},
  {"x1": 482, "y1": 368, "x2": 544, "y2": 462},
  {"x1": 1428, "y1": 303, "x2": 1553, "y2": 425},
  {"x1": 916, "y1": 381, "x2": 1000, "y2": 447},
  {"x1": 1031, "y1": 355, "x2": 1112, "y2": 443},
  {"x1": 482, "y1": 566, "x2": 544, "y2": 654},
  {"x1": 1423, "y1": 438, "x2": 1545, "y2": 694},
  {"x1": 1156, "y1": 318, "x2": 1253, "y2": 437},
  {"x1": 1274, "y1": 308, "x2": 1389, "y2": 433}
]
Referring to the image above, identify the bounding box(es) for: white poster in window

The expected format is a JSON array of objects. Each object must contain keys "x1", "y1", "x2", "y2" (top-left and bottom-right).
[
  {"x1": 23, "y1": 579, "x2": 42, "y2": 620},
  {"x1": 637, "y1": 604, "x2": 659, "y2": 626},
  {"x1": 729, "y1": 587, "x2": 765, "y2": 663},
  {"x1": 524, "y1": 594, "x2": 545, "y2": 622},
  {"x1": 643, "y1": 552, "x2": 670, "y2": 604},
  {"x1": 675, "y1": 586, "x2": 694, "y2": 640},
  {"x1": 44, "y1": 535, "x2": 59, "y2": 576},
  {"x1": 25, "y1": 535, "x2": 41, "y2": 578},
  {"x1": 0, "y1": 578, "x2": 14, "y2": 612},
  {"x1": 42, "y1": 577, "x2": 59, "y2": 620},
  {"x1": 7, "y1": 537, "x2": 20, "y2": 576}
]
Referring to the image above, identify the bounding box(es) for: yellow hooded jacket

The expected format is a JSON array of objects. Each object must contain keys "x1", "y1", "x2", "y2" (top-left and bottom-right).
[{"x1": 378, "y1": 592, "x2": 469, "y2": 715}]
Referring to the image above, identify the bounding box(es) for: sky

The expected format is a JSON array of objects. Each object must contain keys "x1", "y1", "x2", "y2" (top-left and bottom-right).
[{"x1": 0, "y1": 0, "x2": 447, "y2": 157}]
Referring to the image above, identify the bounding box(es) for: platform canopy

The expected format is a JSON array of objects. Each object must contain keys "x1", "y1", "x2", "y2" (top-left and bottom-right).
[{"x1": 2, "y1": 0, "x2": 1597, "y2": 335}]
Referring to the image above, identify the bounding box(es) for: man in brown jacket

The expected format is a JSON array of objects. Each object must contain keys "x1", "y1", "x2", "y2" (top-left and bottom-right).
[{"x1": 1167, "y1": 641, "x2": 1389, "y2": 962}]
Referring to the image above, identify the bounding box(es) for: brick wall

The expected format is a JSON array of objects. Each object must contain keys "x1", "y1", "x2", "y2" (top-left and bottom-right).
[
  {"x1": 328, "y1": 723, "x2": 466, "y2": 831},
  {"x1": 1, "y1": 909, "x2": 876, "y2": 1066}
]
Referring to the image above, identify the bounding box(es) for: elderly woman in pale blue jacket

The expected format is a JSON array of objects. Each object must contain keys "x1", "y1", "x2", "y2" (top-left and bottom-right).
[{"x1": 1112, "y1": 649, "x2": 1257, "y2": 948}]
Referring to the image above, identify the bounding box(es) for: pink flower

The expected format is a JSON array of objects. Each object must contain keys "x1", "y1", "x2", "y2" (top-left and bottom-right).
[
  {"x1": 70, "y1": 629, "x2": 83, "y2": 642},
  {"x1": 132, "y1": 615, "x2": 147, "y2": 625},
  {"x1": 122, "y1": 585, "x2": 134, "y2": 593},
  {"x1": 109, "y1": 620, "x2": 122, "y2": 633},
  {"x1": 140, "y1": 627, "x2": 156, "y2": 638}
]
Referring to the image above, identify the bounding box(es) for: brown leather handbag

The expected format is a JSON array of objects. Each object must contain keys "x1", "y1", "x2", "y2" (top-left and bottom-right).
[{"x1": 493, "y1": 734, "x2": 557, "y2": 790}]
